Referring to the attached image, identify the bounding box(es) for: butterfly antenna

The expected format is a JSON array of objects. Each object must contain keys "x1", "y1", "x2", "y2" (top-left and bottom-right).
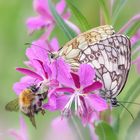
[
  {"x1": 118, "y1": 101, "x2": 140, "y2": 106},
  {"x1": 119, "y1": 102, "x2": 134, "y2": 120},
  {"x1": 25, "y1": 42, "x2": 50, "y2": 52}
]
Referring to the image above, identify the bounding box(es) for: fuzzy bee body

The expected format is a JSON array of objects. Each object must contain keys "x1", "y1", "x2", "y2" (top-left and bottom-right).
[{"x1": 5, "y1": 85, "x2": 47, "y2": 127}]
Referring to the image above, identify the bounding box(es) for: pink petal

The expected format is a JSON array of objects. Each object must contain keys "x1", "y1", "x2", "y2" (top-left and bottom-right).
[
  {"x1": 9, "y1": 116, "x2": 28, "y2": 140},
  {"x1": 55, "y1": 87, "x2": 74, "y2": 93},
  {"x1": 16, "y1": 68, "x2": 43, "y2": 80},
  {"x1": 45, "y1": 117, "x2": 77, "y2": 140},
  {"x1": 65, "y1": 20, "x2": 81, "y2": 34},
  {"x1": 56, "y1": 0, "x2": 66, "y2": 15},
  {"x1": 71, "y1": 72, "x2": 80, "y2": 88},
  {"x1": 43, "y1": 94, "x2": 57, "y2": 111},
  {"x1": 81, "y1": 112, "x2": 99, "y2": 127},
  {"x1": 50, "y1": 37, "x2": 60, "y2": 51},
  {"x1": 78, "y1": 64, "x2": 96, "y2": 88},
  {"x1": 33, "y1": 0, "x2": 52, "y2": 19},
  {"x1": 26, "y1": 16, "x2": 47, "y2": 33},
  {"x1": 56, "y1": 95, "x2": 71, "y2": 110},
  {"x1": 88, "y1": 124, "x2": 99, "y2": 140},
  {"x1": 43, "y1": 94, "x2": 71, "y2": 111},
  {"x1": 26, "y1": 39, "x2": 49, "y2": 62},
  {"x1": 55, "y1": 58, "x2": 74, "y2": 87},
  {"x1": 9, "y1": 130, "x2": 23, "y2": 140},
  {"x1": 34, "y1": 59, "x2": 49, "y2": 79},
  {"x1": 132, "y1": 57, "x2": 140, "y2": 74},
  {"x1": 13, "y1": 76, "x2": 39, "y2": 95},
  {"x1": 83, "y1": 81, "x2": 102, "y2": 93},
  {"x1": 19, "y1": 116, "x2": 28, "y2": 140},
  {"x1": 63, "y1": 11, "x2": 71, "y2": 19},
  {"x1": 130, "y1": 29, "x2": 140, "y2": 46},
  {"x1": 86, "y1": 94, "x2": 108, "y2": 112}
]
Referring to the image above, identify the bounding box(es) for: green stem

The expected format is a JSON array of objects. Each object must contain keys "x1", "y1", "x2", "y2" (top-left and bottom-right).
[{"x1": 71, "y1": 116, "x2": 85, "y2": 140}]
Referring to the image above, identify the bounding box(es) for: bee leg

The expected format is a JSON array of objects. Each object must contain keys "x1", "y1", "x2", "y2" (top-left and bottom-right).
[{"x1": 41, "y1": 109, "x2": 45, "y2": 115}]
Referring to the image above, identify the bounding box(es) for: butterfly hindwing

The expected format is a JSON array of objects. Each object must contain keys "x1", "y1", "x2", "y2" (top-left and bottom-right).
[{"x1": 78, "y1": 34, "x2": 131, "y2": 98}]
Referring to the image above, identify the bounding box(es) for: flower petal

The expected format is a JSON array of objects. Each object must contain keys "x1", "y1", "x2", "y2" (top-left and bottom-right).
[
  {"x1": 78, "y1": 64, "x2": 96, "y2": 87},
  {"x1": 13, "y1": 76, "x2": 39, "y2": 95},
  {"x1": 50, "y1": 37, "x2": 60, "y2": 51},
  {"x1": 83, "y1": 81, "x2": 102, "y2": 93},
  {"x1": 70, "y1": 72, "x2": 80, "y2": 88},
  {"x1": 33, "y1": 0, "x2": 52, "y2": 19},
  {"x1": 16, "y1": 68, "x2": 43, "y2": 80},
  {"x1": 45, "y1": 117, "x2": 77, "y2": 140},
  {"x1": 56, "y1": 95, "x2": 71, "y2": 110},
  {"x1": 43, "y1": 94, "x2": 71, "y2": 111},
  {"x1": 56, "y1": 0, "x2": 66, "y2": 15},
  {"x1": 130, "y1": 29, "x2": 140, "y2": 45},
  {"x1": 65, "y1": 20, "x2": 81, "y2": 34},
  {"x1": 56, "y1": 87, "x2": 74, "y2": 93},
  {"x1": 43, "y1": 94, "x2": 57, "y2": 111},
  {"x1": 26, "y1": 16, "x2": 47, "y2": 33},
  {"x1": 9, "y1": 116, "x2": 28, "y2": 140},
  {"x1": 26, "y1": 39, "x2": 49, "y2": 62},
  {"x1": 55, "y1": 58, "x2": 74, "y2": 87},
  {"x1": 34, "y1": 59, "x2": 49, "y2": 79},
  {"x1": 85, "y1": 94, "x2": 108, "y2": 112},
  {"x1": 132, "y1": 56, "x2": 140, "y2": 74}
]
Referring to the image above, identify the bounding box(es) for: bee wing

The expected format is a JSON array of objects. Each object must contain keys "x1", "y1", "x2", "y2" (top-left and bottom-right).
[{"x1": 5, "y1": 98, "x2": 19, "y2": 112}]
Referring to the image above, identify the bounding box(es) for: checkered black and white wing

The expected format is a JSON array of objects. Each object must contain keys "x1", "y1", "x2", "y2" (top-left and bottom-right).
[{"x1": 79, "y1": 34, "x2": 131, "y2": 98}]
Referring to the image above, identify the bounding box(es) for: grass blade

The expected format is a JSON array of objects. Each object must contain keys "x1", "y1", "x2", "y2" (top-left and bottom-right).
[
  {"x1": 66, "y1": 0, "x2": 90, "y2": 31},
  {"x1": 112, "y1": 0, "x2": 128, "y2": 24},
  {"x1": 125, "y1": 110, "x2": 140, "y2": 140},
  {"x1": 97, "y1": 0, "x2": 110, "y2": 24},
  {"x1": 48, "y1": 0, "x2": 77, "y2": 40},
  {"x1": 126, "y1": 21, "x2": 140, "y2": 37},
  {"x1": 119, "y1": 78, "x2": 140, "y2": 116}
]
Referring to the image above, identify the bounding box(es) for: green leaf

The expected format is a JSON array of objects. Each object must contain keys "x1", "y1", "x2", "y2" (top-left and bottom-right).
[
  {"x1": 48, "y1": 0, "x2": 77, "y2": 40},
  {"x1": 125, "y1": 110, "x2": 140, "y2": 140},
  {"x1": 97, "y1": 0, "x2": 110, "y2": 24},
  {"x1": 66, "y1": 0, "x2": 90, "y2": 31},
  {"x1": 95, "y1": 121, "x2": 117, "y2": 140},
  {"x1": 112, "y1": 0, "x2": 128, "y2": 24}
]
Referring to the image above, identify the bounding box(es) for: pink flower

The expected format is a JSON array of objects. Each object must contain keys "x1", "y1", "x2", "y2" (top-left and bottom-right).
[
  {"x1": 45, "y1": 116, "x2": 77, "y2": 140},
  {"x1": 26, "y1": 0, "x2": 80, "y2": 39},
  {"x1": 9, "y1": 116, "x2": 28, "y2": 140},
  {"x1": 14, "y1": 38, "x2": 60, "y2": 95},
  {"x1": 43, "y1": 59, "x2": 108, "y2": 125}
]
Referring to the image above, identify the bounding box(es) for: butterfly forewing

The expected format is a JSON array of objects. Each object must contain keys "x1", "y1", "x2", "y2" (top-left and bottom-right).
[
  {"x1": 58, "y1": 25, "x2": 115, "y2": 63},
  {"x1": 58, "y1": 25, "x2": 131, "y2": 99}
]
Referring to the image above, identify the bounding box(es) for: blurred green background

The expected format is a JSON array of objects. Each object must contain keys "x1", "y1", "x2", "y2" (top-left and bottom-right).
[{"x1": 0, "y1": 0, "x2": 140, "y2": 140}]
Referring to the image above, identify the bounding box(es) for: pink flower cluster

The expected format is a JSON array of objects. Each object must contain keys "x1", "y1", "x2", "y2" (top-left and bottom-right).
[{"x1": 13, "y1": 0, "x2": 108, "y2": 127}]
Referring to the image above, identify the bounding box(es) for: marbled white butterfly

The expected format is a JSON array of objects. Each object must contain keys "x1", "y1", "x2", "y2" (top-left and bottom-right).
[{"x1": 51, "y1": 25, "x2": 131, "y2": 106}]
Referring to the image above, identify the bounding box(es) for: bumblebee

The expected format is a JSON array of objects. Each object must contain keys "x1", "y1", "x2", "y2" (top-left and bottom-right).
[{"x1": 5, "y1": 85, "x2": 47, "y2": 128}]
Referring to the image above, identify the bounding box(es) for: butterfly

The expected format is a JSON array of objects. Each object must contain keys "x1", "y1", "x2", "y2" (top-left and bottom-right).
[{"x1": 51, "y1": 25, "x2": 131, "y2": 106}]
